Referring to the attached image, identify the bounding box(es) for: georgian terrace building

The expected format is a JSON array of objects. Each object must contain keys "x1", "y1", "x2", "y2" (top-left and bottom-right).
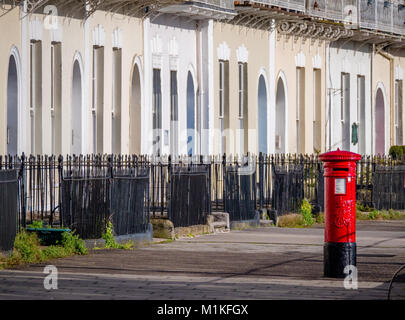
[{"x1": 1, "y1": 0, "x2": 405, "y2": 157}]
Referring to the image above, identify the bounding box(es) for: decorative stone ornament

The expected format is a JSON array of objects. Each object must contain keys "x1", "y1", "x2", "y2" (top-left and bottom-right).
[
  {"x1": 29, "y1": 17, "x2": 43, "y2": 41},
  {"x1": 236, "y1": 44, "x2": 248, "y2": 63},
  {"x1": 295, "y1": 51, "x2": 305, "y2": 68},
  {"x1": 169, "y1": 37, "x2": 179, "y2": 70},
  {"x1": 151, "y1": 34, "x2": 163, "y2": 69},
  {"x1": 112, "y1": 28, "x2": 122, "y2": 49},
  {"x1": 93, "y1": 24, "x2": 105, "y2": 47},
  {"x1": 276, "y1": 20, "x2": 354, "y2": 42},
  {"x1": 217, "y1": 41, "x2": 230, "y2": 61},
  {"x1": 395, "y1": 64, "x2": 403, "y2": 80}
]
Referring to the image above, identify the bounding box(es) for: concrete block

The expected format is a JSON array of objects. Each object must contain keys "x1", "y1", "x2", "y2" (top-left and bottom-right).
[
  {"x1": 230, "y1": 210, "x2": 261, "y2": 230},
  {"x1": 174, "y1": 224, "x2": 211, "y2": 238},
  {"x1": 207, "y1": 212, "x2": 230, "y2": 233},
  {"x1": 151, "y1": 218, "x2": 175, "y2": 240}
]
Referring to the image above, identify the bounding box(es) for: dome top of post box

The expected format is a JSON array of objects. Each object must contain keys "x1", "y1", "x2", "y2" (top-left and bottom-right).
[{"x1": 318, "y1": 148, "x2": 361, "y2": 162}]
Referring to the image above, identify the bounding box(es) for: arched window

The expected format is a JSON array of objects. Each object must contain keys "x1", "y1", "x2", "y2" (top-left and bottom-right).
[
  {"x1": 129, "y1": 63, "x2": 142, "y2": 154},
  {"x1": 375, "y1": 87, "x2": 385, "y2": 155},
  {"x1": 275, "y1": 76, "x2": 287, "y2": 153},
  {"x1": 7, "y1": 54, "x2": 18, "y2": 155},
  {"x1": 71, "y1": 60, "x2": 82, "y2": 154}
]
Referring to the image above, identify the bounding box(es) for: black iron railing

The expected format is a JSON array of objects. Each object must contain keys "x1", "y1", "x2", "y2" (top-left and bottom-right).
[
  {"x1": 168, "y1": 164, "x2": 211, "y2": 227},
  {"x1": 0, "y1": 168, "x2": 19, "y2": 251},
  {"x1": 1, "y1": 153, "x2": 405, "y2": 246}
]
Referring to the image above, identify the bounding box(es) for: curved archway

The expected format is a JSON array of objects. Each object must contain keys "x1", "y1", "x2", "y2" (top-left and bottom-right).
[
  {"x1": 7, "y1": 54, "x2": 19, "y2": 155},
  {"x1": 375, "y1": 87, "x2": 385, "y2": 155},
  {"x1": 275, "y1": 75, "x2": 287, "y2": 153},
  {"x1": 71, "y1": 60, "x2": 82, "y2": 154},
  {"x1": 129, "y1": 62, "x2": 142, "y2": 154},
  {"x1": 187, "y1": 71, "x2": 196, "y2": 156},
  {"x1": 258, "y1": 74, "x2": 267, "y2": 154}
]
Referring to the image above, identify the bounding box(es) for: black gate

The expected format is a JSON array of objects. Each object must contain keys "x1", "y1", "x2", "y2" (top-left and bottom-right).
[
  {"x1": 111, "y1": 167, "x2": 150, "y2": 235},
  {"x1": 272, "y1": 163, "x2": 304, "y2": 215},
  {"x1": 168, "y1": 165, "x2": 211, "y2": 227},
  {"x1": 372, "y1": 164, "x2": 405, "y2": 210},
  {"x1": 0, "y1": 169, "x2": 19, "y2": 251},
  {"x1": 224, "y1": 164, "x2": 257, "y2": 221},
  {"x1": 60, "y1": 158, "x2": 110, "y2": 239}
]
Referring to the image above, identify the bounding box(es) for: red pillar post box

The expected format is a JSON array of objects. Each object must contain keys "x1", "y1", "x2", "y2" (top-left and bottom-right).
[{"x1": 319, "y1": 149, "x2": 361, "y2": 278}]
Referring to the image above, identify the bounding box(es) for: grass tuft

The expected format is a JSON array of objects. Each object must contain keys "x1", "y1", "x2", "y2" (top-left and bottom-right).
[
  {"x1": 102, "y1": 221, "x2": 134, "y2": 250},
  {"x1": 300, "y1": 199, "x2": 314, "y2": 226},
  {"x1": 0, "y1": 230, "x2": 87, "y2": 269},
  {"x1": 277, "y1": 214, "x2": 305, "y2": 228}
]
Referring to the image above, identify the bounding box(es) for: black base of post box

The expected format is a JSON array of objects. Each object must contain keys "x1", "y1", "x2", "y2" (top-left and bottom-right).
[{"x1": 324, "y1": 242, "x2": 356, "y2": 278}]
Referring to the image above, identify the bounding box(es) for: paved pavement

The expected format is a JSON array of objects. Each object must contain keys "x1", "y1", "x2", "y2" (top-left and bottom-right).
[{"x1": 0, "y1": 220, "x2": 404, "y2": 300}]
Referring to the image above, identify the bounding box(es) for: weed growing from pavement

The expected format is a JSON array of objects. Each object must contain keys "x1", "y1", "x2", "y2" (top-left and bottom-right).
[
  {"x1": 0, "y1": 230, "x2": 87, "y2": 269},
  {"x1": 356, "y1": 205, "x2": 405, "y2": 221},
  {"x1": 356, "y1": 203, "x2": 374, "y2": 212},
  {"x1": 315, "y1": 213, "x2": 325, "y2": 224},
  {"x1": 300, "y1": 199, "x2": 314, "y2": 226},
  {"x1": 102, "y1": 221, "x2": 134, "y2": 250},
  {"x1": 267, "y1": 202, "x2": 405, "y2": 229},
  {"x1": 277, "y1": 200, "x2": 318, "y2": 228},
  {"x1": 60, "y1": 232, "x2": 88, "y2": 255},
  {"x1": 277, "y1": 214, "x2": 306, "y2": 228}
]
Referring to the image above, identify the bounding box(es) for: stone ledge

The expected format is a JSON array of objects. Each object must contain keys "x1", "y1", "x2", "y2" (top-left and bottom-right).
[
  {"x1": 174, "y1": 225, "x2": 211, "y2": 239},
  {"x1": 207, "y1": 212, "x2": 230, "y2": 233},
  {"x1": 260, "y1": 219, "x2": 275, "y2": 227},
  {"x1": 152, "y1": 214, "x2": 231, "y2": 240},
  {"x1": 230, "y1": 211, "x2": 261, "y2": 230},
  {"x1": 85, "y1": 224, "x2": 154, "y2": 249}
]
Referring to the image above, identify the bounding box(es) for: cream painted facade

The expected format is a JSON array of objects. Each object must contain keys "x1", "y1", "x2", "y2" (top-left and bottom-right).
[
  {"x1": 144, "y1": 15, "x2": 202, "y2": 156},
  {"x1": 326, "y1": 41, "x2": 405, "y2": 156},
  {"x1": 87, "y1": 12, "x2": 144, "y2": 155},
  {"x1": 212, "y1": 22, "x2": 271, "y2": 156},
  {"x1": 0, "y1": 6, "x2": 21, "y2": 155},
  {"x1": 0, "y1": 7, "x2": 144, "y2": 156},
  {"x1": 274, "y1": 35, "x2": 326, "y2": 155},
  {"x1": 393, "y1": 52, "x2": 405, "y2": 149},
  {"x1": 1, "y1": 2, "x2": 405, "y2": 157},
  {"x1": 372, "y1": 51, "x2": 392, "y2": 155},
  {"x1": 327, "y1": 40, "x2": 372, "y2": 155}
]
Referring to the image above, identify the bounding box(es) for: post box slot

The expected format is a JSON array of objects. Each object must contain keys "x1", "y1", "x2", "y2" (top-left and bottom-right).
[{"x1": 333, "y1": 168, "x2": 349, "y2": 171}]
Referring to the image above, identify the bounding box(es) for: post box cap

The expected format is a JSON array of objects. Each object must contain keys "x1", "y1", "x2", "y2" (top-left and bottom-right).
[{"x1": 318, "y1": 148, "x2": 361, "y2": 162}]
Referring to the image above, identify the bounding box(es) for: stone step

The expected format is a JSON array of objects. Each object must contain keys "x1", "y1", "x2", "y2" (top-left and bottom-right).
[
  {"x1": 207, "y1": 212, "x2": 230, "y2": 233},
  {"x1": 212, "y1": 221, "x2": 228, "y2": 228}
]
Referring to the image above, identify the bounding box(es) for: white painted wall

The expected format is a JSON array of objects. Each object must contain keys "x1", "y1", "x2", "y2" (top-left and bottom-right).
[
  {"x1": 147, "y1": 15, "x2": 199, "y2": 156},
  {"x1": 327, "y1": 40, "x2": 372, "y2": 155}
]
